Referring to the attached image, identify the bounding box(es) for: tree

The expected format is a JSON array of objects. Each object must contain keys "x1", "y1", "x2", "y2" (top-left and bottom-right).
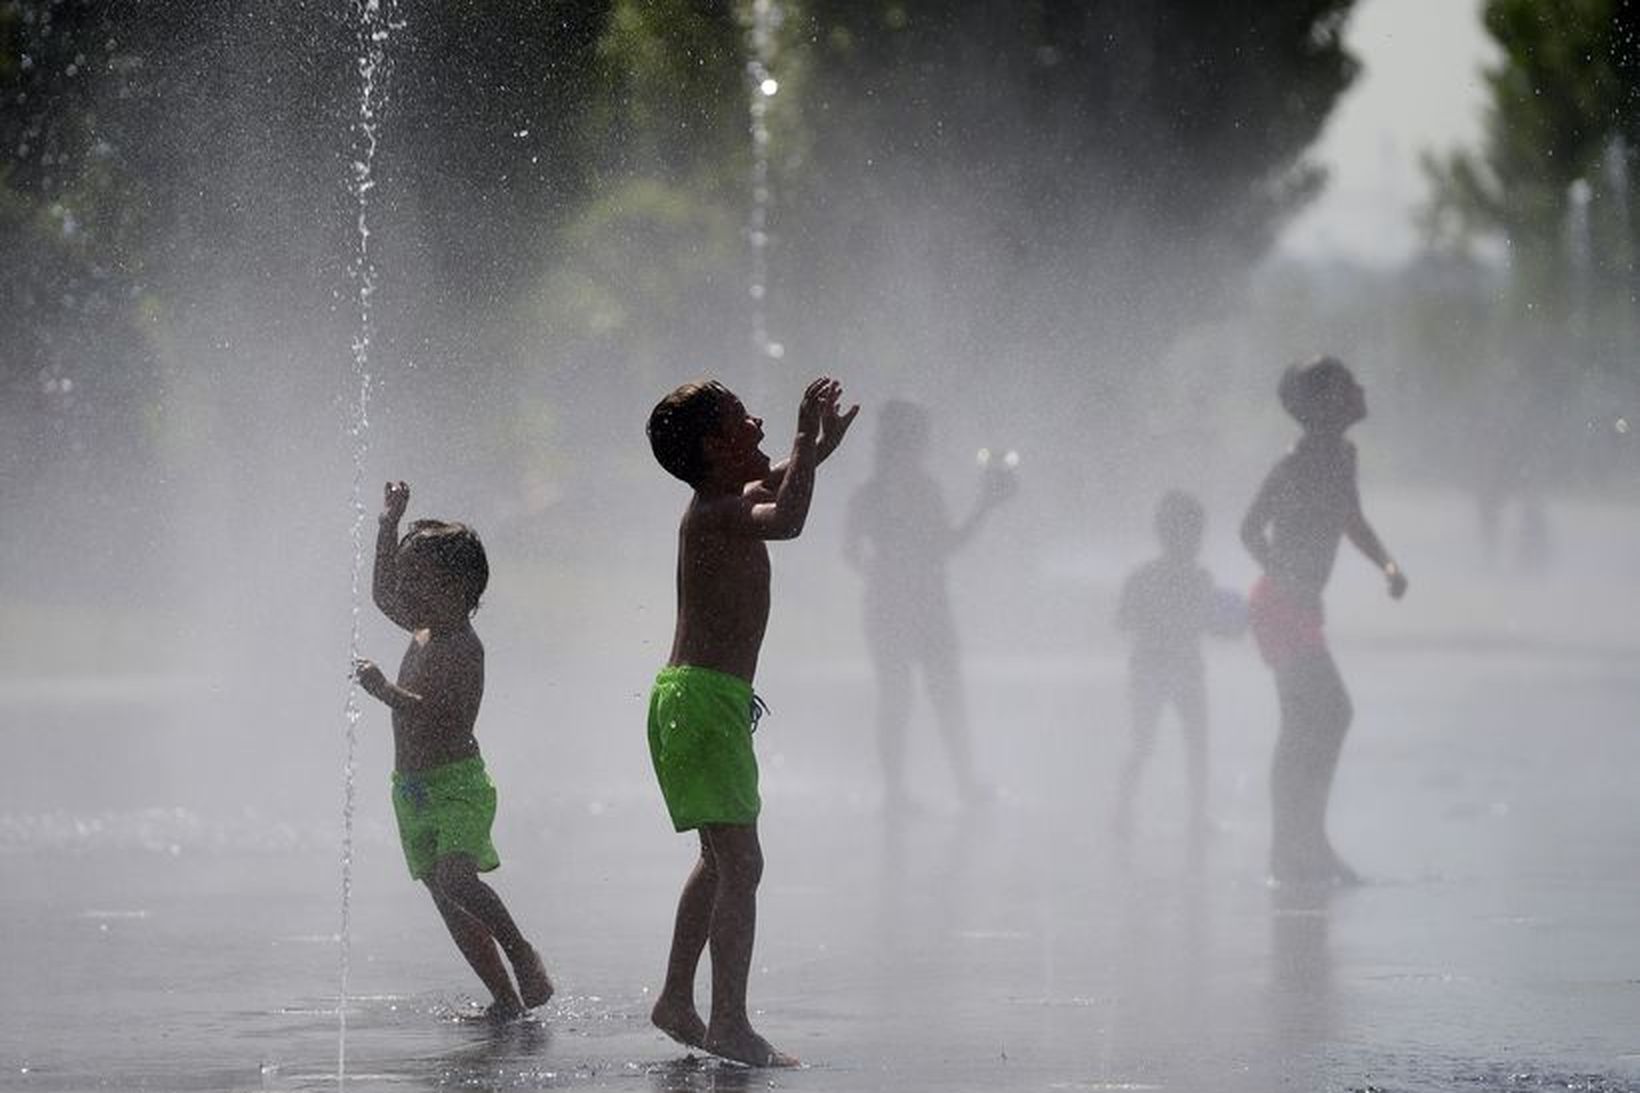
[
  {"x1": 4, "y1": 1, "x2": 1368, "y2": 592},
  {"x1": 764, "y1": 0, "x2": 1360, "y2": 446},
  {"x1": 1423, "y1": 0, "x2": 1640, "y2": 334}
]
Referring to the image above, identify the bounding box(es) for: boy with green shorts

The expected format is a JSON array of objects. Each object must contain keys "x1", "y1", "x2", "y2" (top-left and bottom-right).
[
  {"x1": 353, "y1": 480, "x2": 553, "y2": 1019},
  {"x1": 645, "y1": 377, "x2": 858, "y2": 1067}
]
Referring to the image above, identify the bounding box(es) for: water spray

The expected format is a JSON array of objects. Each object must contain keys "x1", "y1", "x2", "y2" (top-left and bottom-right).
[
  {"x1": 340, "y1": 0, "x2": 393, "y2": 1084},
  {"x1": 746, "y1": 0, "x2": 785, "y2": 362}
]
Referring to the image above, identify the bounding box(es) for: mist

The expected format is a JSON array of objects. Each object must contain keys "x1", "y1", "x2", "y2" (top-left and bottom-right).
[{"x1": 3, "y1": 1, "x2": 1639, "y2": 1090}]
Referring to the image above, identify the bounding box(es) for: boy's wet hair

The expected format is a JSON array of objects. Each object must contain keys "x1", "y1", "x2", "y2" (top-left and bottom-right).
[
  {"x1": 1155, "y1": 489, "x2": 1205, "y2": 551},
  {"x1": 400, "y1": 520, "x2": 489, "y2": 613},
  {"x1": 648, "y1": 379, "x2": 732, "y2": 487},
  {"x1": 1278, "y1": 355, "x2": 1354, "y2": 430}
]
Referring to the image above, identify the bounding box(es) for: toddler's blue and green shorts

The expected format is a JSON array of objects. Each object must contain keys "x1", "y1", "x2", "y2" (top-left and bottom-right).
[
  {"x1": 647, "y1": 665, "x2": 762, "y2": 831},
  {"x1": 391, "y1": 755, "x2": 501, "y2": 881}
]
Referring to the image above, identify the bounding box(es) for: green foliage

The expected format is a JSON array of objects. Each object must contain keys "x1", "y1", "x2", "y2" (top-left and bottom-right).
[
  {"x1": 767, "y1": 0, "x2": 1360, "y2": 410},
  {"x1": 794, "y1": 0, "x2": 1356, "y2": 245},
  {"x1": 1423, "y1": 0, "x2": 1639, "y2": 326},
  {"x1": 386, "y1": 1, "x2": 613, "y2": 303},
  {"x1": 4, "y1": 1, "x2": 1368, "y2": 526},
  {"x1": 591, "y1": 0, "x2": 743, "y2": 183}
]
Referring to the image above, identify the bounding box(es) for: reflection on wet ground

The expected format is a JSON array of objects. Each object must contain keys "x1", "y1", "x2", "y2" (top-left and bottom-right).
[{"x1": 3, "y1": 637, "x2": 1640, "y2": 1092}]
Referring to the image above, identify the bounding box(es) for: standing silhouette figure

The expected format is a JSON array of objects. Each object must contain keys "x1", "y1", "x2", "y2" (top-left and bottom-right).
[
  {"x1": 1113, "y1": 490, "x2": 1244, "y2": 851},
  {"x1": 844, "y1": 400, "x2": 1013, "y2": 813},
  {"x1": 1241, "y1": 358, "x2": 1407, "y2": 885}
]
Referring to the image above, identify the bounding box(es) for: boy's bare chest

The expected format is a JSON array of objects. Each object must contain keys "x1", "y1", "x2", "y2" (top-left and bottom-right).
[
  {"x1": 682, "y1": 537, "x2": 769, "y2": 616},
  {"x1": 396, "y1": 632, "x2": 433, "y2": 687}
]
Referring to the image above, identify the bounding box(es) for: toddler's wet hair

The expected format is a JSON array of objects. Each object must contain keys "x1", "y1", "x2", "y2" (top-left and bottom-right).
[
  {"x1": 648, "y1": 380, "x2": 731, "y2": 486},
  {"x1": 401, "y1": 520, "x2": 489, "y2": 613},
  {"x1": 1278, "y1": 355, "x2": 1352, "y2": 429},
  {"x1": 1154, "y1": 489, "x2": 1205, "y2": 548}
]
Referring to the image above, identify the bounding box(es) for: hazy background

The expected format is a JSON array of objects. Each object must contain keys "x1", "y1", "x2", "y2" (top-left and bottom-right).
[
  {"x1": 0, "y1": 0, "x2": 1634, "y2": 834},
  {"x1": 3, "y1": 1, "x2": 1640, "y2": 1088},
  {"x1": 2, "y1": 0, "x2": 1640, "y2": 1068}
]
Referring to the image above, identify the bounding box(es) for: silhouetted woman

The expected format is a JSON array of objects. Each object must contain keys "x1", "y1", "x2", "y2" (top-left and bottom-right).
[{"x1": 844, "y1": 400, "x2": 1012, "y2": 813}]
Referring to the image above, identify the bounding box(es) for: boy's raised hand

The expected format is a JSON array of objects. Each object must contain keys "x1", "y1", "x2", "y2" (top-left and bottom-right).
[
  {"x1": 818, "y1": 380, "x2": 860, "y2": 459},
  {"x1": 1385, "y1": 562, "x2": 1408, "y2": 600},
  {"x1": 383, "y1": 480, "x2": 409, "y2": 522},
  {"x1": 796, "y1": 376, "x2": 834, "y2": 437}
]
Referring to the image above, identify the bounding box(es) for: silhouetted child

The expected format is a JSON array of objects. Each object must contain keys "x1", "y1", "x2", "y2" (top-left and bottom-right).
[
  {"x1": 644, "y1": 377, "x2": 858, "y2": 1067},
  {"x1": 1113, "y1": 490, "x2": 1243, "y2": 847},
  {"x1": 1240, "y1": 359, "x2": 1407, "y2": 885},
  {"x1": 353, "y1": 481, "x2": 553, "y2": 1019},
  {"x1": 842, "y1": 400, "x2": 1014, "y2": 813}
]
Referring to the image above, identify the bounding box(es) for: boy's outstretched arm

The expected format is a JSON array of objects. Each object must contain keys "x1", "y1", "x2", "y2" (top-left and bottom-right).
[
  {"x1": 353, "y1": 658, "x2": 420, "y2": 709},
  {"x1": 1344, "y1": 508, "x2": 1407, "y2": 598},
  {"x1": 945, "y1": 472, "x2": 1015, "y2": 555},
  {"x1": 353, "y1": 642, "x2": 482, "y2": 717},
  {"x1": 760, "y1": 381, "x2": 859, "y2": 490},
  {"x1": 372, "y1": 481, "x2": 416, "y2": 629},
  {"x1": 733, "y1": 378, "x2": 855, "y2": 541}
]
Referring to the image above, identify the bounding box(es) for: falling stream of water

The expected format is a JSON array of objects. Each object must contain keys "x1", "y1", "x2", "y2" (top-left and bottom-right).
[
  {"x1": 1566, "y1": 176, "x2": 1593, "y2": 340},
  {"x1": 340, "y1": 0, "x2": 392, "y2": 1085},
  {"x1": 745, "y1": 0, "x2": 784, "y2": 362},
  {"x1": 1604, "y1": 136, "x2": 1635, "y2": 346}
]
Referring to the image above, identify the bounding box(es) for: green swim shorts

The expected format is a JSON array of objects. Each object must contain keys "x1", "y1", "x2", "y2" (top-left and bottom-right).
[
  {"x1": 647, "y1": 665, "x2": 762, "y2": 832},
  {"x1": 391, "y1": 755, "x2": 501, "y2": 881}
]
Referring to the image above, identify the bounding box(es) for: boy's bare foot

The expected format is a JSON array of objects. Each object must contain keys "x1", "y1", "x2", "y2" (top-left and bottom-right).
[
  {"x1": 514, "y1": 947, "x2": 555, "y2": 1009},
  {"x1": 484, "y1": 995, "x2": 526, "y2": 1023},
  {"x1": 650, "y1": 996, "x2": 707, "y2": 1049},
  {"x1": 705, "y1": 1022, "x2": 798, "y2": 1068},
  {"x1": 1269, "y1": 852, "x2": 1362, "y2": 888},
  {"x1": 1323, "y1": 853, "x2": 1362, "y2": 887}
]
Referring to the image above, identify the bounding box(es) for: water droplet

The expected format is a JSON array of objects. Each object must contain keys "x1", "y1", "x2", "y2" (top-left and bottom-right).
[
  {"x1": 976, "y1": 448, "x2": 992, "y2": 467},
  {"x1": 764, "y1": 342, "x2": 785, "y2": 359},
  {"x1": 1003, "y1": 449, "x2": 1020, "y2": 468},
  {"x1": 1616, "y1": 417, "x2": 1630, "y2": 435},
  {"x1": 760, "y1": 78, "x2": 778, "y2": 96},
  {"x1": 749, "y1": 284, "x2": 766, "y2": 300}
]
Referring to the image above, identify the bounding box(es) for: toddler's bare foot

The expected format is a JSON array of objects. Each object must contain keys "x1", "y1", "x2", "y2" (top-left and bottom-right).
[
  {"x1": 705, "y1": 1021, "x2": 798, "y2": 1068},
  {"x1": 650, "y1": 995, "x2": 707, "y2": 1049},
  {"x1": 514, "y1": 947, "x2": 554, "y2": 1009}
]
